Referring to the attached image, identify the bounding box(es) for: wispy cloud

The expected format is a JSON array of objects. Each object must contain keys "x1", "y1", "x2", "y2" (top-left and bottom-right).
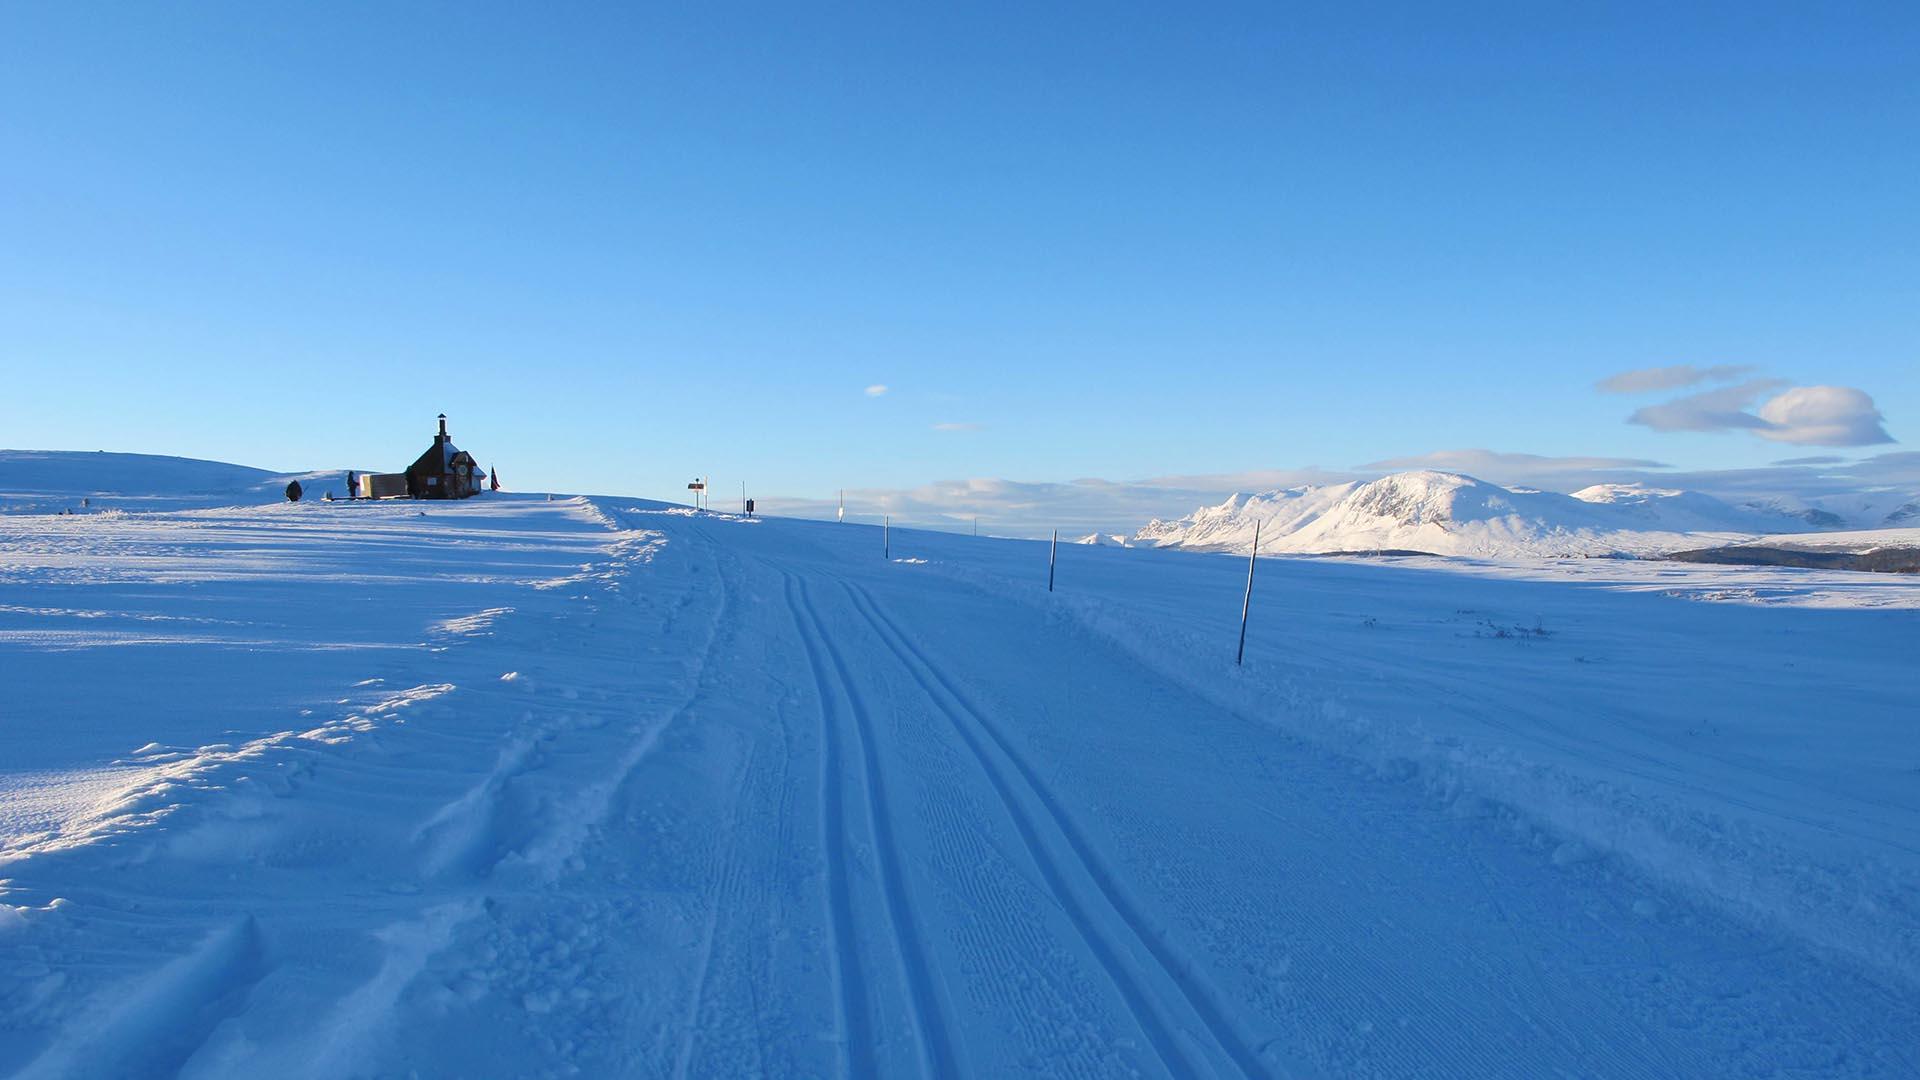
[
  {"x1": 1595, "y1": 364, "x2": 1755, "y2": 394},
  {"x1": 864, "y1": 384, "x2": 889, "y2": 397},
  {"x1": 1363, "y1": 449, "x2": 1668, "y2": 477},
  {"x1": 931, "y1": 421, "x2": 983, "y2": 432}
]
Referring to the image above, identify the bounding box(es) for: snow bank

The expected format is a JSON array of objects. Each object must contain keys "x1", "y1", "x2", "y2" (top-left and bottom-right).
[{"x1": 904, "y1": 542, "x2": 1920, "y2": 987}]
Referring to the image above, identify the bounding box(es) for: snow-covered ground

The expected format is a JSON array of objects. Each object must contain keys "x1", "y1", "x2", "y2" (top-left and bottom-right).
[
  {"x1": 0, "y1": 450, "x2": 359, "y2": 515},
  {"x1": 1135, "y1": 468, "x2": 1920, "y2": 559},
  {"x1": 3, "y1": 462, "x2": 1919, "y2": 1077},
  {"x1": 1709, "y1": 527, "x2": 1920, "y2": 554}
]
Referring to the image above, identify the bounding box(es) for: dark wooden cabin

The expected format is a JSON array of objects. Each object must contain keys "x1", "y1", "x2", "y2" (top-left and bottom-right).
[{"x1": 405, "y1": 414, "x2": 485, "y2": 499}]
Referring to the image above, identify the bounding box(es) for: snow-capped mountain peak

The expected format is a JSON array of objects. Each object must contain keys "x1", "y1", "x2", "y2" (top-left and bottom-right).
[
  {"x1": 1340, "y1": 470, "x2": 1515, "y2": 526},
  {"x1": 1134, "y1": 470, "x2": 1824, "y2": 558}
]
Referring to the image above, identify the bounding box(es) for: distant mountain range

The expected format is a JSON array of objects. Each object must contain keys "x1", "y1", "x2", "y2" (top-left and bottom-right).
[{"x1": 1133, "y1": 470, "x2": 1920, "y2": 559}]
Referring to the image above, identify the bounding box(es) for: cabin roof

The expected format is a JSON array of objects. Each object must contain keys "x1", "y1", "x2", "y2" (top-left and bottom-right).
[{"x1": 408, "y1": 438, "x2": 475, "y2": 475}]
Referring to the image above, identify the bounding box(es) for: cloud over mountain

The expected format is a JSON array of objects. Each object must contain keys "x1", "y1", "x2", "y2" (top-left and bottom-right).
[
  {"x1": 1626, "y1": 380, "x2": 1894, "y2": 447},
  {"x1": 1753, "y1": 386, "x2": 1894, "y2": 446},
  {"x1": 1626, "y1": 378, "x2": 1787, "y2": 434},
  {"x1": 1363, "y1": 449, "x2": 1668, "y2": 479}
]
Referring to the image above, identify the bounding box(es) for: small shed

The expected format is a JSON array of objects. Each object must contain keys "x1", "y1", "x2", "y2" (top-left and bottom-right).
[
  {"x1": 359, "y1": 473, "x2": 408, "y2": 499},
  {"x1": 403, "y1": 414, "x2": 486, "y2": 500}
]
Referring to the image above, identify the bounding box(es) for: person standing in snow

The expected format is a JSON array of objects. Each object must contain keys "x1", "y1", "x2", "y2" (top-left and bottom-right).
[
  {"x1": 286, "y1": 480, "x2": 303, "y2": 502},
  {"x1": 347, "y1": 470, "x2": 358, "y2": 499}
]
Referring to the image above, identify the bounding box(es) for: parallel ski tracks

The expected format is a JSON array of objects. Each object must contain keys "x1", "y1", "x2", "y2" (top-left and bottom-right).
[
  {"x1": 839, "y1": 580, "x2": 1273, "y2": 1080},
  {"x1": 785, "y1": 573, "x2": 958, "y2": 1079}
]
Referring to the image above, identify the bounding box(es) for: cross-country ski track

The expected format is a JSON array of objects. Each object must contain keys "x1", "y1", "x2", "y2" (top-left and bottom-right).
[{"x1": 3, "y1": 495, "x2": 1917, "y2": 1078}]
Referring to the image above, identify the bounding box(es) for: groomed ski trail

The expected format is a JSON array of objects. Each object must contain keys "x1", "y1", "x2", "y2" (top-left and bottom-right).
[
  {"x1": 840, "y1": 580, "x2": 1266, "y2": 1078},
  {"x1": 788, "y1": 574, "x2": 959, "y2": 1078}
]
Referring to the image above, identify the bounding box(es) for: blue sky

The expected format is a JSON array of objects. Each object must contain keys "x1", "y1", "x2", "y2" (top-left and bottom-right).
[{"x1": 2, "y1": 3, "x2": 1914, "y2": 530}]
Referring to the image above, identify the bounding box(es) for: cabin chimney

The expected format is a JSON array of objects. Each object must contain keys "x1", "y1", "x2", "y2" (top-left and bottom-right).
[{"x1": 437, "y1": 413, "x2": 448, "y2": 441}]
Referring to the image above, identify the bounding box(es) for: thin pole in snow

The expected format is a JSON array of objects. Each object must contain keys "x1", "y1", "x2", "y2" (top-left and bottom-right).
[
  {"x1": 973, "y1": 517, "x2": 978, "y2": 537},
  {"x1": 839, "y1": 489, "x2": 844, "y2": 523},
  {"x1": 1237, "y1": 521, "x2": 1261, "y2": 666},
  {"x1": 884, "y1": 515, "x2": 890, "y2": 560},
  {"x1": 742, "y1": 480, "x2": 746, "y2": 516},
  {"x1": 1048, "y1": 529, "x2": 1058, "y2": 592}
]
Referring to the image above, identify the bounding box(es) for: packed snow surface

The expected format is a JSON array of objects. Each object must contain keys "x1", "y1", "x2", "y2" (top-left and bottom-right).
[
  {"x1": 3, "y1": 460, "x2": 1919, "y2": 1077},
  {"x1": 1135, "y1": 468, "x2": 1920, "y2": 558}
]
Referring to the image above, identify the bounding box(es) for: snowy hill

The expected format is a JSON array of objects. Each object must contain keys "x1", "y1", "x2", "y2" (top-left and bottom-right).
[
  {"x1": 1133, "y1": 482, "x2": 1358, "y2": 551},
  {"x1": 1134, "y1": 470, "x2": 1823, "y2": 558},
  {"x1": 0, "y1": 449, "x2": 357, "y2": 512},
  {"x1": 1741, "y1": 491, "x2": 1920, "y2": 530}
]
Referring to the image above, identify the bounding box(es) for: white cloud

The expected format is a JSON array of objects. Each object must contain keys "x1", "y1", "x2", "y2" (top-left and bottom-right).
[
  {"x1": 1627, "y1": 381, "x2": 1894, "y2": 447},
  {"x1": 1754, "y1": 385, "x2": 1894, "y2": 446},
  {"x1": 1364, "y1": 449, "x2": 1668, "y2": 478},
  {"x1": 864, "y1": 384, "x2": 888, "y2": 397},
  {"x1": 931, "y1": 422, "x2": 982, "y2": 432},
  {"x1": 1596, "y1": 364, "x2": 1756, "y2": 394},
  {"x1": 1627, "y1": 378, "x2": 1785, "y2": 434}
]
